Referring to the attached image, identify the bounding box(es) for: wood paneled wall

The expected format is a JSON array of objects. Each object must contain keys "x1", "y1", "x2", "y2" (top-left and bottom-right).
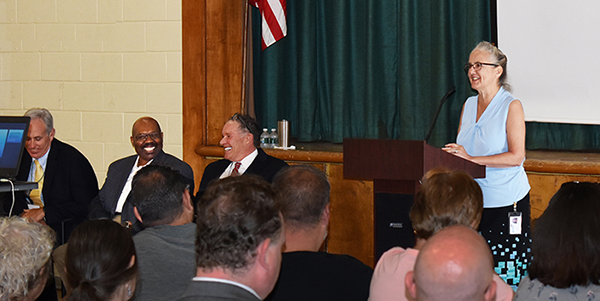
[{"x1": 182, "y1": 1, "x2": 600, "y2": 268}]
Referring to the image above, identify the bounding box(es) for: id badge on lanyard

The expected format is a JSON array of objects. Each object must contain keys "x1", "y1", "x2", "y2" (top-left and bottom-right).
[{"x1": 508, "y1": 202, "x2": 522, "y2": 235}]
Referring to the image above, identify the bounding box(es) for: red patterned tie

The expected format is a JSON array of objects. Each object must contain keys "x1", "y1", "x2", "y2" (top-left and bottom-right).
[{"x1": 231, "y1": 162, "x2": 241, "y2": 177}]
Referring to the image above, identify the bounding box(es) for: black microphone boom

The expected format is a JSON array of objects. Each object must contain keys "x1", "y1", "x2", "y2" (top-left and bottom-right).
[{"x1": 424, "y1": 86, "x2": 456, "y2": 144}]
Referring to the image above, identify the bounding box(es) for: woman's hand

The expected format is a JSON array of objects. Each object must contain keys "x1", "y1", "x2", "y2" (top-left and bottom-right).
[{"x1": 443, "y1": 143, "x2": 473, "y2": 161}]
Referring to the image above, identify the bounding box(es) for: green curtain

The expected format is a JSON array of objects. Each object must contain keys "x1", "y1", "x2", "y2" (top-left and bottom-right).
[
  {"x1": 252, "y1": 0, "x2": 491, "y2": 146},
  {"x1": 526, "y1": 122, "x2": 600, "y2": 151}
]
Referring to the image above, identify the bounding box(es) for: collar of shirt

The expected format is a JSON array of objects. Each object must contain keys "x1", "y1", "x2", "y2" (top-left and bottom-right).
[
  {"x1": 134, "y1": 156, "x2": 153, "y2": 169},
  {"x1": 192, "y1": 277, "x2": 260, "y2": 300},
  {"x1": 221, "y1": 149, "x2": 258, "y2": 179},
  {"x1": 28, "y1": 146, "x2": 50, "y2": 182},
  {"x1": 114, "y1": 156, "x2": 154, "y2": 213}
]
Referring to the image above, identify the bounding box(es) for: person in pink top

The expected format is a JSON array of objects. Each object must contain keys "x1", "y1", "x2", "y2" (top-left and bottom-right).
[{"x1": 368, "y1": 168, "x2": 514, "y2": 301}]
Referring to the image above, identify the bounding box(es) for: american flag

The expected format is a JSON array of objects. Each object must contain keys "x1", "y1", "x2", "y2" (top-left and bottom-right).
[{"x1": 249, "y1": 0, "x2": 287, "y2": 50}]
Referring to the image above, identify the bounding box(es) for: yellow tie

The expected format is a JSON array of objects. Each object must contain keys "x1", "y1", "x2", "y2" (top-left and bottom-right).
[{"x1": 29, "y1": 160, "x2": 44, "y2": 207}]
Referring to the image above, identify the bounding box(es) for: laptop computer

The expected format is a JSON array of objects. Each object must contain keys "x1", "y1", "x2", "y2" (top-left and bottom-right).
[{"x1": 0, "y1": 116, "x2": 38, "y2": 192}]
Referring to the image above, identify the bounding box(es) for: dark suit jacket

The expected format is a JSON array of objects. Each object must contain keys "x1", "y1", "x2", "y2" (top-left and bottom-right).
[
  {"x1": 198, "y1": 148, "x2": 288, "y2": 197},
  {"x1": 264, "y1": 251, "x2": 373, "y2": 301},
  {"x1": 177, "y1": 281, "x2": 261, "y2": 301},
  {"x1": 88, "y1": 150, "x2": 194, "y2": 232},
  {"x1": 1, "y1": 139, "x2": 99, "y2": 243}
]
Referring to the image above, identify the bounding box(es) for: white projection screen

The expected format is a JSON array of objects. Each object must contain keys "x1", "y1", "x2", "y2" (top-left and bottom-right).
[{"x1": 497, "y1": 1, "x2": 600, "y2": 124}]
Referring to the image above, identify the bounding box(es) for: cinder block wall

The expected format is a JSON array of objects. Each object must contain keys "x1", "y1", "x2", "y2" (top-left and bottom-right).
[{"x1": 0, "y1": 0, "x2": 183, "y2": 186}]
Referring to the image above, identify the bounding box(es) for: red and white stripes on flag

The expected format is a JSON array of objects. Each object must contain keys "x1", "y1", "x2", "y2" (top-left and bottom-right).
[{"x1": 249, "y1": 0, "x2": 287, "y2": 50}]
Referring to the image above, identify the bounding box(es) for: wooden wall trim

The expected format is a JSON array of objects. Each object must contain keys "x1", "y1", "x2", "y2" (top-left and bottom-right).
[
  {"x1": 183, "y1": 0, "x2": 248, "y2": 190},
  {"x1": 182, "y1": 0, "x2": 207, "y2": 191},
  {"x1": 196, "y1": 146, "x2": 344, "y2": 163},
  {"x1": 524, "y1": 151, "x2": 600, "y2": 175}
]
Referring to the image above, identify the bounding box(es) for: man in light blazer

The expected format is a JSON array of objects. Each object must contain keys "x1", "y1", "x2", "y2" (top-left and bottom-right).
[{"x1": 178, "y1": 175, "x2": 284, "y2": 301}]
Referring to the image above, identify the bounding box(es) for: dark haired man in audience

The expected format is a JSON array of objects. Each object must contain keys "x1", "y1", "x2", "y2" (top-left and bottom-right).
[
  {"x1": 265, "y1": 165, "x2": 373, "y2": 301},
  {"x1": 178, "y1": 176, "x2": 285, "y2": 301},
  {"x1": 405, "y1": 225, "x2": 497, "y2": 301},
  {"x1": 130, "y1": 165, "x2": 195, "y2": 301},
  {"x1": 88, "y1": 116, "x2": 194, "y2": 231},
  {"x1": 197, "y1": 113, "x2": 288, "y2": 197}
]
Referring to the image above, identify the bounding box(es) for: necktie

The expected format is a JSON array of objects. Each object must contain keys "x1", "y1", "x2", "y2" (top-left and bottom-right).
[
  {"x1": 29, "y1": 160, "x2": 44, "y2": 207},
  {"x1": 231, "y1": 162, "x2": 242, "y2": 177}
]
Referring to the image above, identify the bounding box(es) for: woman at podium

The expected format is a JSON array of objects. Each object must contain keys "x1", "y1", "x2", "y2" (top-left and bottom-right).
[{"x1": 443, "y1": 41, "x2": 531, "y2": 288}]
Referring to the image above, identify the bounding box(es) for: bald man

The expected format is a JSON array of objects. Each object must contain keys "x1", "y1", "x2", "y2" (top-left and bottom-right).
[{"x1": 405, "y1": 225, "x2": 497, "y2": 301}]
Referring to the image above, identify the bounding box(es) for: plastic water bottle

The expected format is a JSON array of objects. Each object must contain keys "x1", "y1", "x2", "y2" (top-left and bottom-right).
[
  {"x1": 260, "y1": 128, "x2": 270, "y2": 148},
  {"x1": 270, "y1": 128, "x2": 279, "y2": 148}
]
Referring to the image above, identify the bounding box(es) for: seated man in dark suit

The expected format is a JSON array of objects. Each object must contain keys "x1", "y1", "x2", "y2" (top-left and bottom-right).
[
  {"x1": 198, "y1": 113, "x2": 288, "y2": 197},
  {"x1": 178, "y1": 176, "x2": 285, "y2": 301},
  {"x1": 130, "y1": 165, "x2": 196, "y2": 301},
  {"x1": 88, "y1": 116, "x2": 194, "y2": 231},
  {"x1": 1, "y1": 108, "x2": 98, "y2": 243},
  {"x1": 54, "y1": 117, "x2": 194, "y2": 296},
  {"x1": 1, "y1": 108, "x2": 98, "y2": 301},
  {"x1": 265, "y1": 165, "x2": 373, "y2": 301}
]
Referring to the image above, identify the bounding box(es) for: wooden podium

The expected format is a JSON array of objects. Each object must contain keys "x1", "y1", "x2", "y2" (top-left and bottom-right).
[{"x1": 343, "y1": 139, "x2": 485, "y2": 260}]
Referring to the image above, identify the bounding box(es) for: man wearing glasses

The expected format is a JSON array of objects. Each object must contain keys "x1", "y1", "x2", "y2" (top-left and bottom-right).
[
  {"x1": 88, "y1": 116, "x2": 194, "y2": 232},
  {"x1": 198, "y1": 113, "x2": 288, "y2": 197}
]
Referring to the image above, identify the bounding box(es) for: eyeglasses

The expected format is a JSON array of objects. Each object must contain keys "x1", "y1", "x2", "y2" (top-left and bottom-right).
[
  {"x1": 133, "y1": 132, "x2": 161, "y2": 142},
  {"x1": 231, "y1": 113, "x2": 251, "y2": 133},
  {"x1": 463, "y1": 62, "x2": 499, "y2": 73}
]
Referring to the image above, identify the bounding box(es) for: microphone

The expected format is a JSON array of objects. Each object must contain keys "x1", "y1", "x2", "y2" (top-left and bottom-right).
[{"x1": 424, "y1": 86, "x2": 456, "y2": 144}]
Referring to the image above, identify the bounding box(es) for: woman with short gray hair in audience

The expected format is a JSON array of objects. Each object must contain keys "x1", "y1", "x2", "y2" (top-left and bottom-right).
[{"x1": 0, "y1": 217, "x2": 55, "y2": 301}]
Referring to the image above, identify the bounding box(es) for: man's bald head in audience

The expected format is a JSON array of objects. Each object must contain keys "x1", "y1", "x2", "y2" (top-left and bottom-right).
[{"x1": 406, "y1": 225, "x2": 496, "y2": 301}]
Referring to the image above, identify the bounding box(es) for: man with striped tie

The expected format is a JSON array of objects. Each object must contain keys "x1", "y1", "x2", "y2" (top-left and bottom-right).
[{"x1": 197, "y1": 113, "x2": 288, "y2": 198}]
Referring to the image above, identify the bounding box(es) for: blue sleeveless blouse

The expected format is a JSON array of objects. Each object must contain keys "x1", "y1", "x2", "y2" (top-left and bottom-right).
[{"x1": 456, "y1": 88, "x2": 530, "y2": 208}]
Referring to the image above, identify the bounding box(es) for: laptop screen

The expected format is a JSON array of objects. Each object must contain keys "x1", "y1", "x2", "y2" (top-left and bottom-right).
[{"x1": 0, "y1": 116, "x2": 30, "y2": 180}]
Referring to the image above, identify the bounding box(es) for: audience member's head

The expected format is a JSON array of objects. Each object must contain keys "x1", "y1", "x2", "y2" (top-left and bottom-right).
[
  {"x1": 528, "y1": 181, "x2": 600, "y2": 288},
  {"x1": 197, "y1": 175, "x2": 284, "y2": 299},
  {"x1": 130, "y1": 117, "x2": 163, "y2": 165},
  {"x1": 406, "y1": 225, "x2": 496, "y2": 301},
  {"x1": 272, "y1": 164, "x2": 330, "y2": 251},
  {"x1": 220, "y1": 113, "x2": 260, "y2": 162},
  {"x1": 410, "y1": 168, "x2": 483, "y2": 240},
  {"x1": 0, "y1": 217, "x2": 55, "y2": 301},
  {"x1": 65, "y1": 220, "x2": 138, "y2": 301},
  {"x1": 131, "y1": 165, "x2": 194, "y2": 227}
]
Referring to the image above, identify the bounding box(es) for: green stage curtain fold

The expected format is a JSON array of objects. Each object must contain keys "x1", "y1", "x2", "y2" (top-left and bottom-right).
[
  {"x1": 526, "y1": 122, "x2": 600, "y2": 151},
  {"x1": 252, "y1": 0, "x2": 491, "y2": 146}
]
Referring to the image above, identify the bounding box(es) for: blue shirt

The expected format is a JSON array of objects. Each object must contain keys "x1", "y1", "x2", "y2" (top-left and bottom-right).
[{"x1": 456, "y1": 88, "x2": 530, "y2": 208}]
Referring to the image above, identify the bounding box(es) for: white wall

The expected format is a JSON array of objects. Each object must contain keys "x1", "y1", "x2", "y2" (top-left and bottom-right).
[
  {"x1": 0, "y1": 0, "x2": 183, "y2": 185},
  {"x1": 497, "y1": 0, "x2": 600, "y2": 124}
]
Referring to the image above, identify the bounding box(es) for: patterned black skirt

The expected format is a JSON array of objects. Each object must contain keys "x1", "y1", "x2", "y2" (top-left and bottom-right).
[{"x1": 479, "y1": 193, "x2": 532, "y2": 289}]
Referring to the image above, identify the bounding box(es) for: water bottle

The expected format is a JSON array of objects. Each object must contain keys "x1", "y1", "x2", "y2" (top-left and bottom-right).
[
  {"x1": 260, "y1": 128, "x2": 270, "y2": 148},
  {"x1": 270, "y1": 128, "x2": 279, "y2": 148}
]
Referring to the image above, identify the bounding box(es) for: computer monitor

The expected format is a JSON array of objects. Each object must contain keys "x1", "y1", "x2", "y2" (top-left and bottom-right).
[{"x1": 0, "y1": 116, "x2": 30, "y2": 180}]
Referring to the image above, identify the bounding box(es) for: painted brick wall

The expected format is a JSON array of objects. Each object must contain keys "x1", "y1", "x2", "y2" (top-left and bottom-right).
[{"x1": 0, "y1": 0, "x2": 183, "y2": 185}]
